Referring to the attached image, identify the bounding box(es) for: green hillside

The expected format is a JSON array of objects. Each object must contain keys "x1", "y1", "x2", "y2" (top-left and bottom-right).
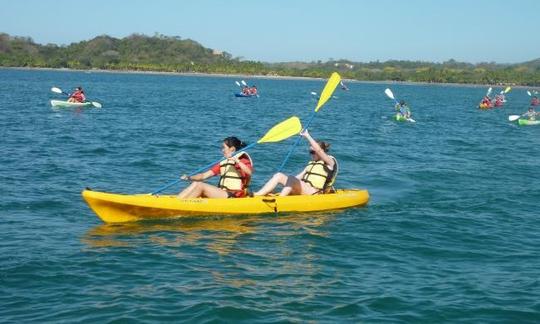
[{"x1": 1, "y1": 33, "x2": 539, "y2": 86}]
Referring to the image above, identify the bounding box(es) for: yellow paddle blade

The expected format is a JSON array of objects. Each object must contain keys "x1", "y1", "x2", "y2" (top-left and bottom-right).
[
  {"x1": 504, "y1": 86, "x2": 512, "y2": 93},
  {"x1": 257, "y1": 116, "x2": 302, "y2": 143},
  {"x1": 315, "y1": 72, "x2": 341, "y2": 112}
]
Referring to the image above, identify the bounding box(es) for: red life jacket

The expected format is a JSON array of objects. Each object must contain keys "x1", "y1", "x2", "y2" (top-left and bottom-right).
[{"x1": 71, "y1": 91, "x2": 86, "y2": 103}]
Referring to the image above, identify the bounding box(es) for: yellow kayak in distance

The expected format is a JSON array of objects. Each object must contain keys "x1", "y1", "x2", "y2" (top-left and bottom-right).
[{"x1": 82, "y1": 189, "x2": 370, "y2": 223}]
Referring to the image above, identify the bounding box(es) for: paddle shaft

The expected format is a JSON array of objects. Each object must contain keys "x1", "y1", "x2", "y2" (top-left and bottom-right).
[
  {"x1": 277, "y1": 112, "x2": 316, "y2": 172},
  {"x1": 151, "y1": 142, "x2": 257, "y2": 195}
]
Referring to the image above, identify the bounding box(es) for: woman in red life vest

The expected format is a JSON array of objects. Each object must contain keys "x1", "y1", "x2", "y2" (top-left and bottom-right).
[
  {"x1": 249, "y1": 85, "x2": 258, "y2": 95},
  {"x1": 178, "y1": 137, "x2": 253, "y2": 199},
  {"x1": 68, "y1": 87, "x2": 86, "y2": 103},
  {"x1": 480, "y1": 95, "x2": 492, "y2": 108},
  {"x1": 254, "y1": 129, "x2": 337, "y2": 197},
  {"x1": 494, "y1": 94, "x2": 504, "y2": 107}
]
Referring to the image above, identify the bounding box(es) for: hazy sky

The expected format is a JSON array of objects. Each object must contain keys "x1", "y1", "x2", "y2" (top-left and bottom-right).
[{"x1": 1, "y1": 0, "x2": 539, "y2": 63}]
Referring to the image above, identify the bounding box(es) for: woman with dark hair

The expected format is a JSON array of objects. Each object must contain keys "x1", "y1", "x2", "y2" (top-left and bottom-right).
[
  {"x1": 178, "y1": 137, "x2": 253, "y2": 199},
  {"x1": 531, "y1": 96, "x2": 539, "y2": 106},
  {"x1": 67, "y1": 86, "x2": 86, "y2": 103},
  {"x1": 254, "y1": 129, "x2": 337, "y2": 197}
]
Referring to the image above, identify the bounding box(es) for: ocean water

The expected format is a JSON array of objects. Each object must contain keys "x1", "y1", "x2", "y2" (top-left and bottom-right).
[{"x1": 0, "y1": 68, "x2": 539, "y2": 322}]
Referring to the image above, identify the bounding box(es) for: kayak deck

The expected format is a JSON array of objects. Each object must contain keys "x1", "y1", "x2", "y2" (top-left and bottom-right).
[
  {"x1": 234, "y1": 93, "x2": 258, "y2": 97},
  {"x1": 50, "y1": 100, "x2": 93, "y2": 108},
  {"x1": 395, "y1": 114, "x2": 415, "y2": 123},
  {"x1": 82, "y1": 189, "x2": 370, "y2": 223},
  {"x1": 518, "y1": 119, "x2": 540, "y2": 126}
]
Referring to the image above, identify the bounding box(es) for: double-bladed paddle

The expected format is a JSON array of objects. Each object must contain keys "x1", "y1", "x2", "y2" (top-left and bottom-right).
[{"x1": 277, "y1": 72, "x2": 341, "y2": 172}]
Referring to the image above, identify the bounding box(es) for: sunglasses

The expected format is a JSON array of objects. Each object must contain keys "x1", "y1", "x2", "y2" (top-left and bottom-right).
[{"x1": 309, "y1": 150, "x2": 316, "y2": 154}]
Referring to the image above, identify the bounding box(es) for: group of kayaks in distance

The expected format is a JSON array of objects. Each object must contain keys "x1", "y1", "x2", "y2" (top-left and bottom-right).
[
  {"x1": 477, "y1": 87, "x2": 540, "y2": 126},
  {"x1": 234, "y1": 80, "x2": 259, "y2": 97},
  {"x1": 47, "y1": 73, "x2": 539, "y2": 223},
  {"x1": 478, "y1": 86, "x2": 511, "y2": 109}
]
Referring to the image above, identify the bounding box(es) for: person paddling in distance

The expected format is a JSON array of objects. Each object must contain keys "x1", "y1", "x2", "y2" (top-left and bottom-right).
[
  {"x1": 396, "y1": 100, "x2": 412, "y2": 119},
  {"x1": 531, "y1": 96, "x2": 539, "y2": 106},
  {"x1": 178, "y1": 137, "x2": 253, "y2": 199},
  {"x1": 67, "y1": 86, "x2": 86, "y2": 103},
  {"x1": 494, "y1": 94, "x2": 504, "y2": 107},
  {"x1": 254, "y1": 129, "x2": 337, "y2": 197},
  {"x1": 523, "y1": 106, "x2": 538, "y2": 121},
  {"x1": 249, "y1": 85, "x2": 258, "y2": 96},
  {"x1": 480, "y1": 95, "x2": 492, "y2": 108}
]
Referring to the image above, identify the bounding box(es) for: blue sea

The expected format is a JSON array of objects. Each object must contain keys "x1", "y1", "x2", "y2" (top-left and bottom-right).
[{"x1": 1, "y1": 68, "x2": 539, "y2": 322}]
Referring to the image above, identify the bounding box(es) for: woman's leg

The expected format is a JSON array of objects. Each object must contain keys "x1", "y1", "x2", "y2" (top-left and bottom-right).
[
  {"x1": 254, "y1": 172, "x2": 288, "y2": 196},
  {"x1": 280, "y1": 176, "x2": 303, "y2": 196},
  {"x1": 178, "y1": 182, "x2": 228, "y2": 199}
]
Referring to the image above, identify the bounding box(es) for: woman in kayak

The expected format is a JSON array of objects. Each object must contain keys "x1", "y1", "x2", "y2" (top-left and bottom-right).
[
  {"x1": 254, "y1": 129, "x2": 337, "y2": 197},
  {"x1": 494, "y1": 95, "x2": 503, "y2": 107},
  {"x1": 480, "y1": 95, "x2": 492, "y2": 108},
  {"x1": 67, "y1": 86, "x2": 86, "y2": 103},
  {"x1": 178, "y1": 137, "x2": 253, "y2": 199},
  {"x1": 396, "y1": 100, "x2": 412, "y2": 119},
  {"x1": 523, "y1": 106, "x2": 538, "y2": 121},
  {"x1": 249, "y1": 85, "x2": 258, "y2": 96}
]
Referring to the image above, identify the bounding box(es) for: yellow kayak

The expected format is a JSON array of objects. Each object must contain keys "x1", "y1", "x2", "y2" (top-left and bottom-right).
[{"x1": 82, "y1": 189, "x2": 370, "y2": 223}]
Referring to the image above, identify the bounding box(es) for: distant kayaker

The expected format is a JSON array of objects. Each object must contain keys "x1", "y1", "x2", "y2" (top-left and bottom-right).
[
  {"x1": 494, "y1": 95, "x2": 504, "y2": 107},
  {"x1": 178, "y1": 137, "x2": 253, "y2": 199},
  {"x1": 396, "y1": 100, "x2": 412, "y2": 119},
  {"x1": 254, "y1": 129, "x2": 337, "y2": 196},
  {"x1": 523, "y1": 106, "x2": 538, "y2": 120},
  {"x1": 480, "y1": 95, "x2": 492, "y2": 108},
  {"x1": 531, "y1": 96, "x2": 539, "y2": 106},
  {"x1": 67, "y1": 86, "x2": 86, "y2": 103},
  {"x1": 242, "y1": 86, "x2": 250, "y2": 95},
  {"x1": 249, "y1": 85, "x2": 258, "y2": 96}
]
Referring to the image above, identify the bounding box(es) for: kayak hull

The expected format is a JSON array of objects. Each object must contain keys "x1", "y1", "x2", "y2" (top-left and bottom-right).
[
  {"x1": 518, "y1": 119, "x2": 540, "y2": 126},
  {"x1": 82, "y1": 189, "x2": 370, "y2": 223},
  {"x1": 395, "y1": 114, "x2": 415, "y2": 123},
  {"x1": 234, "y1": 93, "x2": 258, "y2": 98},
  {"x1": 50, "y1": 100, "x2": 93, "y2": 108}
]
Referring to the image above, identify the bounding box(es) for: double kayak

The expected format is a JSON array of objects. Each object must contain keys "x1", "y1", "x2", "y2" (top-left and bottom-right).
[
  {"x1": 395, "y1": 113, "x2": 416, "y2": 123},
  {"x1": 50, "y1": 100, "x2": 94, "y2": 108},
  {"x1": 518, "y1": 119, "x2": 540, "y2": 126},
  {"x1": 82, "y1": 189, "x2": 370, "y2": 223},
  {"x1": 234, "y1": 93, "x2": 258, "y2": 98}
]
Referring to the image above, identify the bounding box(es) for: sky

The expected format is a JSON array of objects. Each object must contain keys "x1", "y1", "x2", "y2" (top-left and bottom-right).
[{"x1": 1, "y1": 0, "x2": 539, "y2": 64}]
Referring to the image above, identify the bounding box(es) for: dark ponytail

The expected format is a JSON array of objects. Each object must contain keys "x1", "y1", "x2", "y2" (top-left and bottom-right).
[
  {"x1": 223, "y1": 136, "x2": 247, "y2": 150},
  {"x1": 318, "y1": 141, "x2": 330, "y2": 152}
]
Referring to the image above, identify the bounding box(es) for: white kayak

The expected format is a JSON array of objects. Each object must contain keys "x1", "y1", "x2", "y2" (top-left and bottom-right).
[{"x1": 50, "y1": 100, "x2": 97, "y2": 108}]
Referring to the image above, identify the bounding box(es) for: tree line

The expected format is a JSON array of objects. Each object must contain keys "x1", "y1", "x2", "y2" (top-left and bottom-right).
[{"x1": 1, "y1": 33, "x2": 539, "y2": 86}]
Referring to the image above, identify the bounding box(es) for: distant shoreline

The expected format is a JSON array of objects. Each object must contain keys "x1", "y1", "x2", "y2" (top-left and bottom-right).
[{"x1": 2, "y1": 66, "x2": 538, "y2": 90}]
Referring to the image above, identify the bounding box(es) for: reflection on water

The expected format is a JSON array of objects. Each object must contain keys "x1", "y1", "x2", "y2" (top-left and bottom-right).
[{"x1": 82, "y1": 211, "x2": 341, "y2": 254}]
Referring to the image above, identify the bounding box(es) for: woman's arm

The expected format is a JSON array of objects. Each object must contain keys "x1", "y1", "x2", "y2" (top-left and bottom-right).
[
  {"x1": 300, "y1": 129, "x2": 335, "y2": 169},
  {"x1": 181, "y1": 169, "x2": 214, "y2": 181},
  {"x1": 231, "y1": 156, "x2": 252, "y2": 176}
]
